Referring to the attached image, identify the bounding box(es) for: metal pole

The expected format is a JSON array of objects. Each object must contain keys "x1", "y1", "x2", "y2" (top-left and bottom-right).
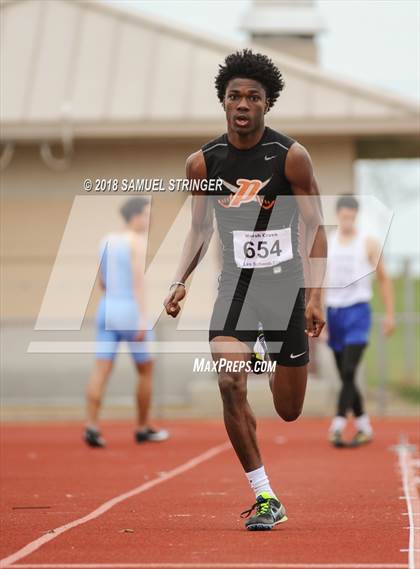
[{"x1": 403, "y1": 258, "x2": 416, "y2": 382}]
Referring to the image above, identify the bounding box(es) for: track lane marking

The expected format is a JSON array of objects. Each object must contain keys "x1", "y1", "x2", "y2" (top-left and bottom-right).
[
  {"x1": 5, "y1": 562, "x2": 409, "y2": 568},
  {"x1": 396, "y1": 440, "x2": 420, "y2": 569},
  {"x1": 0, "y1": 442, "x2": 230, "y2": 569}
]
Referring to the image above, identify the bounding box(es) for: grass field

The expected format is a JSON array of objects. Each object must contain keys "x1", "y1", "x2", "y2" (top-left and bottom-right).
[{"x1": 365, "y1": 277, "x2": 420, "y2": 403}]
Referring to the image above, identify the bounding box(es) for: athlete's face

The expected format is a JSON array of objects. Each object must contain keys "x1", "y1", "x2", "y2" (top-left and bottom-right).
[
  {"x1": 128, "y1": 205, "x2": 150, "y2": 233},
  {"x1": 337, "y1": 207, "x2": 358, "y2": 234},
  {"x1": 223, "y1": 78, "x2": 268, "y2": 135}
]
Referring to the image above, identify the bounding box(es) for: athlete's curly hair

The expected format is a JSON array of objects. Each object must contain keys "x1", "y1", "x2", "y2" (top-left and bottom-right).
[{"x1": 215, "y1": 49, "x2": 285, "y2": 111}]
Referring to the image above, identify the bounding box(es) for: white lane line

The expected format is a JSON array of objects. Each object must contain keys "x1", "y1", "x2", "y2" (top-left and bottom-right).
[
  {"x1": 6, "y1": 563, "x2": 410, "y2": 568},
  {"x1": 0, "y1": 442, "x2": 230, "y2": 569},
  {"x1": 397, "y1": 441, "x2": 420, "y2": 569},
  {"x1": 399, "y1": 497, "x2": 418, "y2": 500}
]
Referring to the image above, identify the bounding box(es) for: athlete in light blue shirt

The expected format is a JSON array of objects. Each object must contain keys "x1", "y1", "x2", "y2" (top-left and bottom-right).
[{"x1": 84, "y1": 197, "x2": 169, "y2": 447}]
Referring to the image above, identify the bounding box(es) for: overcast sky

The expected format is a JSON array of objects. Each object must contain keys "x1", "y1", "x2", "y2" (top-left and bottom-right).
[{"x1": 108, "y1": 0, "x2": 419, "y2": 101}]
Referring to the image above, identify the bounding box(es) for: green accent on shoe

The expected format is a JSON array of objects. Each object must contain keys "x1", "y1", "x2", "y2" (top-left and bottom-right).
[
  {"x1": 240, "y1": 492, "x2": 287, "y2": 531},
  {"x1": 350, "y1": 431, "x2": 373, "y2": 447}
]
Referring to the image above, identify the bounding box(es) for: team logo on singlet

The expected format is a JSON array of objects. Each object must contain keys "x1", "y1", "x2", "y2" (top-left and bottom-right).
[{"x1": 218, "y1": 177, "x2": 275, "y2": 209}]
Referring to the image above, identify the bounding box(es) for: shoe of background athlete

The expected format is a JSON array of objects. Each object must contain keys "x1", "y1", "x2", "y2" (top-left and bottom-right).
[
  {"x1": 84, "y1": 427, "x2": 106, "y2": 448},
  {"x1": 329, "y1": 430, "x2": 346, "y2": 448},
  {"x1": 240, "y1": 492, "x2": 288, "y2": 531},
  {"x1": 135, "y1": 427, "x2": 170, "y2": 443},
  {"x1": 350, "y1": 431, "x2": 373, "y2": 447}
]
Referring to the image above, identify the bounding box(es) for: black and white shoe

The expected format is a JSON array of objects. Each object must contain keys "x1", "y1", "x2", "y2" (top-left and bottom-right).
[
  {"x1": 84, "y1": 426, "x2": 106, "y2": 448},
  {"x1": 135, "y1": 427, "x2": 170, "y2": 443}
]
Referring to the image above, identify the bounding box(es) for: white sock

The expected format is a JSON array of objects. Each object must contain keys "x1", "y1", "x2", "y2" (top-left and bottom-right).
[
  {"x1": 355, "y1": 414, "x2": 373, "y2": 435},
  {"x1": 245, "y1": 465, "x2": 276, "y2": 499},
  {"x1": 330, "y1": 416, "x2": 347, "y2": 433}
]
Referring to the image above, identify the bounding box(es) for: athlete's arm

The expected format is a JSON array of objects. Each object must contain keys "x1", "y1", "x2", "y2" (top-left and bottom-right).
[
  {"x1": 164, "y1": 150, "x2": 214, "y2": 318},
  {"x1": 367, "y1": 236, "x2": 395, "y2": 336},
  {"x1": 131, "y1": 235, "x2": 147, "y2": 341},
  {"x1": 285, "y1": 142, "x2": 327, "y2": 338},
  {"x1": 98, "y1": 239, "x2": 106, "y2": 291}
]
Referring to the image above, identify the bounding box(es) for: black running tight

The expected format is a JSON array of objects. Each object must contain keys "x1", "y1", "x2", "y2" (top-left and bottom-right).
[{"x1": 333, "y1": 344, "x2": 366, "y2": 418}]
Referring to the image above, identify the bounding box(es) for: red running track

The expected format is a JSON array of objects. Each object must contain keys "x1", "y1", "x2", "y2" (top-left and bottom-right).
[{"x1": 0, "y1": 418, "x2": 419, "y2": 569}]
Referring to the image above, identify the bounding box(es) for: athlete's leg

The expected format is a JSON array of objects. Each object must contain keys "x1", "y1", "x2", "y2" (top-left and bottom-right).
[
  {"x1": 332, "y1": 350, "x2": 343, "y2": 374},
  {"x1": 327, "y1": 307, "x2": 349, "y2": 441},
  {"x1": 210, "y1": 336, "x2": 261, "y2": 472},
  {"x1": 270, "y1": 364, "x2": 308, "y2": 421},
  {"x1": 134, "y1": 358, "x2": 154, "y2": 429},
  {"x1": 336, "y1": 344, "x2": 373, "y2": 445},
  {"x1": 128, "y1": 328, "x2": 168, "y2": 442},
  {"x1": 209, "y1": 281, "x2": 281, "y2": 519},
  {"x1": 264, "y1": 288, "x2": 309, "y2": 421},
  {"x1": 352, "y1": 390, "x2": 364, "y2": 418},
  {"x1": 86, "y1": 358, "x2": 114, "y2": 427},
  {"x1": 88, "y1": 297, "x2": 118, "y2": 429},
  {"x1": 336, "y1": 344, "x2": 366, "y2": 417},
  {"x1": 333, "y1": 350, "x2": 364, "y2": 417}
]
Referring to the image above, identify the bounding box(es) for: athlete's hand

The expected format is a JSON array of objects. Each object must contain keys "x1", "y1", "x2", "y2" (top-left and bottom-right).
[
  {"x1": 382, "y1": 314, "x2": 395, "y2": 336},
  {"x1": 305, "y1": 298, "x2": 325, "y2": 338},
  {"x1": 164, "y1": 285, "x2": 186, "y2": 318}
]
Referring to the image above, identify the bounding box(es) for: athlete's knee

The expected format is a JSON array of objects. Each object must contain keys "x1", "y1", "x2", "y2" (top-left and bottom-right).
[
  {"x1": 341, "y1": 366, "x2": 357, "y2": 383},
  {"x1": 218, "y1": 370, "x2": 247, "y2": 405},
  {"x1": 86, "y1": 389, "x2": 102, "y2": 405},
  {"x1": 278, "y1": 408, "x2": 302, "y2": 422},
  {"x1": 273, "y1": 400, "x2": 303, "y2": 422},
  {"x1": 282, "y1": 409, "x2": 302, "y2": 422}
]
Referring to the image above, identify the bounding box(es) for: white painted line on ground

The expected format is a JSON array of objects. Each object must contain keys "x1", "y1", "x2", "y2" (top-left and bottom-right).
[
  {"x1": 6, "y1": 563, "x2": 407, "y2": 569},
  {"x1": 397, "y1": 441, "x2": 420, "y2": 569},
  {"x1": 0, "y1": 442, "x2": 230, "y2": 569}
]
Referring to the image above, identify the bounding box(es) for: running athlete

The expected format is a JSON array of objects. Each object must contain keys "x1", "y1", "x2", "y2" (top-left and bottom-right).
[
  {"x1": 163, "y1": 50, "x2": 327, "y2": 530},
  {"x1": 85, "y1": 197, "x2": 169, "y2": 448},
  {"x1": 326, "y1": 195, "x2": 395, "y2": 448}
]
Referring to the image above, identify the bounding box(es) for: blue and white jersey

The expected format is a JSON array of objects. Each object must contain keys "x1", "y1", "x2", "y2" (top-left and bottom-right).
[
  {"x1": 98, "y1": 232, "x2": 141, "y2": 331},
  {"x1": 325, "y1": 230, "x2": 374, "y2": 308}
]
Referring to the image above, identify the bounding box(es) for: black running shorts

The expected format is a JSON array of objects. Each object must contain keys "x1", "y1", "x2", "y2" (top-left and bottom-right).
[{"x1": 209, "y1": 270, "x2": 309, "y2": 367}]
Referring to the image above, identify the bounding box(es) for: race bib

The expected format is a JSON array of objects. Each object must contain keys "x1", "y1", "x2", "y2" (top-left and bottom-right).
[{"x1": 233, "y1": 228, "x2": 293, "y2": 269}]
